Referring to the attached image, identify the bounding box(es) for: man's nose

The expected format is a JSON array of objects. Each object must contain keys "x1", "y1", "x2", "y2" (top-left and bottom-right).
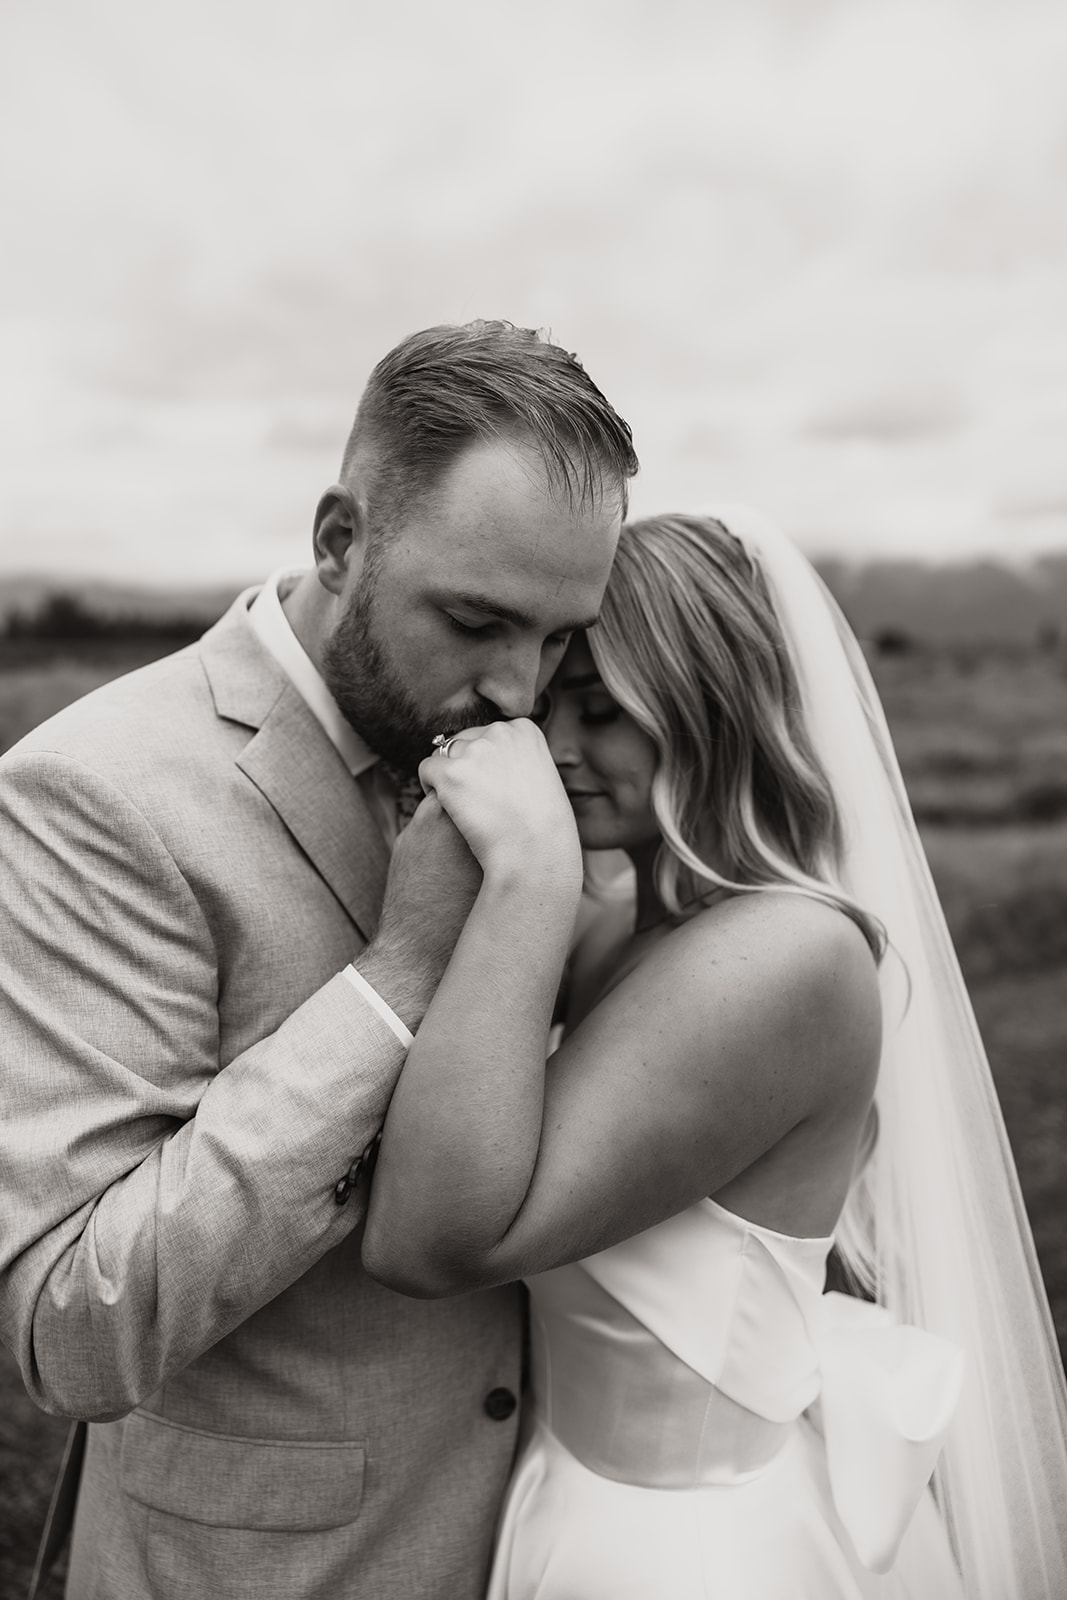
[{"x1": 475, "y1": 646, "x2": 544, "y2": 722}]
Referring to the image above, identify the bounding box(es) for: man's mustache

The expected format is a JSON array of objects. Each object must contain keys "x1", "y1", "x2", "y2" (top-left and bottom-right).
[{"x1": 433, "y1": 699, "x2": 501, "y2": 739}]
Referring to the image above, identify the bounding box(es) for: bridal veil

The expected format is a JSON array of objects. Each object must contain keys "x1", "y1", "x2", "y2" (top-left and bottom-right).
[{"x1": 710, "y1": 505, "x2": 1067, "y2": 1598}]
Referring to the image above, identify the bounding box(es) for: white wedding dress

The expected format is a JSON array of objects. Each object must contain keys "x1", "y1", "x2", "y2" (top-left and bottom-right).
[{"x1": 487, "y1": 1197, "x2": 965, "y2": 1599}]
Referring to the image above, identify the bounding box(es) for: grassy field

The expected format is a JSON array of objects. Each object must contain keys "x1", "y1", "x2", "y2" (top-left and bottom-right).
[{"x1": 1, "y1": 630, "x2": 1065, "y2": 1595}]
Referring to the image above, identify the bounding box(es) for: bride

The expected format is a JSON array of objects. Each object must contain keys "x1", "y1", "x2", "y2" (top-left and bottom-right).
[{"x1": 362, "y1": 510, "x2": 1067, "y2": 1598}]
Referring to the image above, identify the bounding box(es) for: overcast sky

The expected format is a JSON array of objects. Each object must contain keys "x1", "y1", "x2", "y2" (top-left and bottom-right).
[{"x1": 1, "y1": 0, "x2": 1065, "y2": 586}]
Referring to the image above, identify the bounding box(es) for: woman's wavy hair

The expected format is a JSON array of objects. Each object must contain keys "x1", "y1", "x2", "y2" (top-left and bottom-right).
[{"x1": 588, "y1": 514, "x2": 885, "y2": 958}]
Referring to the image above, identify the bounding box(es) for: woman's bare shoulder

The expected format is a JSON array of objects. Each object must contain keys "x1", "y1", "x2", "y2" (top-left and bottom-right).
[
  {"x1": 634, "y1": 886, "x2": 878, "y2": 983},
  {"x1": 592, "y1": 889, "x2": 882, "y2": 1107},
  {"x1": 696, "y1": 886, "x2": 878, "y2": 977}
]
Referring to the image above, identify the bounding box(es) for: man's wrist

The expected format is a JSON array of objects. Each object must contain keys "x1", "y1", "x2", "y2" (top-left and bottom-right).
[
  {"x1": 351, "y1": 933, "x2": 446, "y2": 1035},
  {"x1": 341, "y1": 966, "x2": 414, "y2": 1046}
]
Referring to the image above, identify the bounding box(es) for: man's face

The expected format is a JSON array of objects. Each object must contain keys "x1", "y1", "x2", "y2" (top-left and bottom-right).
[{"x1": 321, "y1": 437, "x2": 623, "y2": 775}]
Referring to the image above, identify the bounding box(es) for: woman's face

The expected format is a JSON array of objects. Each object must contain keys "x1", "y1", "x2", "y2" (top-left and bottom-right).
[{"x1": 541, "y1": 633, "x2": 660, "y2": 851}]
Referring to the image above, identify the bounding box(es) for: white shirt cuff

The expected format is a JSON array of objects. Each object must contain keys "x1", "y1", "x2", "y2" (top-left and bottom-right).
[{"x1": 341, "y1": 965, "x2": 415, "y2": 1047}]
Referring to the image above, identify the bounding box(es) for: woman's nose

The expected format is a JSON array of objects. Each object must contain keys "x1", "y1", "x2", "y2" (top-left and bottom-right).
[{"x1": 543, "y1": 705, "x2": 580, "y2": 768}]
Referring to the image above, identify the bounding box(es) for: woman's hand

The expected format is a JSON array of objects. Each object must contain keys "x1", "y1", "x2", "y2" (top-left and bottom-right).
[{"x1": 419, "y1": 718, "x2": 583, "y2": 900}]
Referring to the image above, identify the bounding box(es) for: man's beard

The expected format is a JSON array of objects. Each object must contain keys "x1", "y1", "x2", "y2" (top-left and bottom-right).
[{"x1": 320, "y1": 581, "x2": 492, "y2": 778}]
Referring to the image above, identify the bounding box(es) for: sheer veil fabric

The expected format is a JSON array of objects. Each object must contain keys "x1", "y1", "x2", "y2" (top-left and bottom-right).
[{"x1": 703, "y1": 506, "x2": 1067, "y2": 1597}]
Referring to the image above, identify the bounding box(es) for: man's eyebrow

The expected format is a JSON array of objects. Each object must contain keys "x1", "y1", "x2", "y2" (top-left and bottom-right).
[{"x1": 446, "y1": 591, "x2": 600, "y2": 633}]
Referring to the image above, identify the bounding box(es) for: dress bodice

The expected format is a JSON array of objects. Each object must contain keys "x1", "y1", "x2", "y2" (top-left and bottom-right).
[
  {"x1": 525, "y1": 1199, "x2": 833, "y2": 1488},
  {"x1": 521, "y1": 1197, "x2": 965, "y2": 1579}
]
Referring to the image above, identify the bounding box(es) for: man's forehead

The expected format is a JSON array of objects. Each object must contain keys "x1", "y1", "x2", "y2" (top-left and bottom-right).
[
  {"x1": 425, "y1": 433, "x2": 624, "y2": 525},
  {"x1": 406, "y1": 511, "x2": 619, "y2": 622}
]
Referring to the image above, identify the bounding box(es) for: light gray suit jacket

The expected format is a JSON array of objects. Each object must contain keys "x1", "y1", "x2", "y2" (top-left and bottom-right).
[{"x1": 0, "y1": 595, "x2": 522, "y2": 1600}]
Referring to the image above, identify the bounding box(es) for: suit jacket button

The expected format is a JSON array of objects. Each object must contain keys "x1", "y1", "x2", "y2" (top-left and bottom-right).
[
  {"x1": 334, "y1": 1154, "x2": 363, "y2": 1205},
  {"x1": 484, "y1": 1387, "x2": 517, "y2": 1421}
]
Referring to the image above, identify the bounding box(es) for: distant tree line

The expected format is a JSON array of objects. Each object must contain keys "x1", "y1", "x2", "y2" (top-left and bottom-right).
[
  {"x1": 3, "y1": 573, "x2": 1065, "y2": 661},
  {"x1": 816, "y1": 555, "x2": 1067, "y2": 651},
  {"x1": 1, "y1": 592, "x2": 209, "y2": 646}
]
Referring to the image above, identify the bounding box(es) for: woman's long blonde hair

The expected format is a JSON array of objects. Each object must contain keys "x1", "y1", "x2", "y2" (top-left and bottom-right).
[{"x1": 589, "y1": 513, "x2": 885, "y2": 957}]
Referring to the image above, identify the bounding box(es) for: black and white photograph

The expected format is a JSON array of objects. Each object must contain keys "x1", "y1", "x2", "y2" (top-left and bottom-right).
[{"x1": 1, "y1": 2, "x2": 1065, "y2": 1596}]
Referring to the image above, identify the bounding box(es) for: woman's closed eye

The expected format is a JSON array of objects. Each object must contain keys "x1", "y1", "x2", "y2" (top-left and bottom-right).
[{"x1": 580, "y1": 700, "x2": 620, "y2": 726}]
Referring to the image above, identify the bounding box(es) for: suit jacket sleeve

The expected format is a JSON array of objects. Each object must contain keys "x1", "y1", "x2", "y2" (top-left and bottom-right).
[{"x1": 0, "y1": 750, "x2": 407, "y2": 1422}]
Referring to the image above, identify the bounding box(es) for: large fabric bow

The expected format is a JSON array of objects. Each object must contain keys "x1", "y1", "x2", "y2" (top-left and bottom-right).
[{"x1": 809, "y1": 1291, "x2": 966, "y2": 1573}]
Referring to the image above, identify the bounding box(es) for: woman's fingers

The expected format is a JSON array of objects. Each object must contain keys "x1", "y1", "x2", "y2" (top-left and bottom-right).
[
  {"x1": 418, "y1": 724, "x2": 491, "y2": 793},
  {"x1": 418, "y1": 719, "x2": 579, "y2": 885}
]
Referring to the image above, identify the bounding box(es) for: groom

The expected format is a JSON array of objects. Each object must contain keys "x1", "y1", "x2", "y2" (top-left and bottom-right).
[{"x1": 0, "y1": 321, "x2": 637, "y2": 1599}]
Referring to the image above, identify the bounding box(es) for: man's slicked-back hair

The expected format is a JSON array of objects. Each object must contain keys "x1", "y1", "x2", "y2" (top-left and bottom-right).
[{"x1": 341, "y1": 320, "x2": 638, "y2": 529}]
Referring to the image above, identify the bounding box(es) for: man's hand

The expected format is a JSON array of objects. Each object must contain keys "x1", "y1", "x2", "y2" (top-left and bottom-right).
[{"x1": 354, "y1": 795, "x2": 482, "y2": 1031}]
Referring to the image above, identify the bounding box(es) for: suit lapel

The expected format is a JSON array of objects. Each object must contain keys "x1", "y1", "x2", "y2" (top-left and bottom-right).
[{"x1": 200, "y1": 593, "x2": 390, "y2": 942}]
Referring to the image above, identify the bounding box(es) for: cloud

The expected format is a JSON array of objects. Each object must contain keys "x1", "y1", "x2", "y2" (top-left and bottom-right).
[
  {"x1": 803, "y1": 394, "x2": 969, "y2": 445},
  {"x1": 1, "y1": 0, "x2": 1066, "y2": 580}
]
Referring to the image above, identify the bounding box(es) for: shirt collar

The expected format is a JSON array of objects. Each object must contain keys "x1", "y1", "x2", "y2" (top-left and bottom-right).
[{"x1": 247, "y1": 570, "x2": 379, "y2": 778}]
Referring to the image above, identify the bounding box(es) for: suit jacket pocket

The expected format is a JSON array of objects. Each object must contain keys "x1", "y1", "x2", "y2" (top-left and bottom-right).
[{"x1": 119, "y1": 1410, "x2": 365, "y2": 1531}]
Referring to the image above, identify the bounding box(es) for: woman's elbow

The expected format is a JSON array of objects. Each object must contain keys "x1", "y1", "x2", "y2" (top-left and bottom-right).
[{"x1": 360, "y1": 1220, "x2": 496, "y2": 1300}]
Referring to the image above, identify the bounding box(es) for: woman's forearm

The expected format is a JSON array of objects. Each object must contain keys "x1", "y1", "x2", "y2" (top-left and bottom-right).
[{"x1": 362, "y1": 861, "x2": 578, "y2": 1295}]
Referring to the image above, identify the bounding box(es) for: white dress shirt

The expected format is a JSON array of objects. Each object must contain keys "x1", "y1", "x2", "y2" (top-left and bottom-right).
[{"x1": 248, "y1": 571, "x2": 413, "y2": 1047}]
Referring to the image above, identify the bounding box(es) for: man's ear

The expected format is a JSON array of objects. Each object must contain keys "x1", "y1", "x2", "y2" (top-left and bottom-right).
[{"x1": 312, "y1": 484, "x2": 369, "y2": 596}]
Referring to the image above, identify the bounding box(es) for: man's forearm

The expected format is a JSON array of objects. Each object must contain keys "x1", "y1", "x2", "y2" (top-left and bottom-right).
[{"x1": 3, "y1": 975, "x2": 406, "y2": 1421}]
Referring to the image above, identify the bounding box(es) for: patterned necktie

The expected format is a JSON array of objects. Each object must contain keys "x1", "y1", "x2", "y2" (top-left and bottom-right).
[{"x1": 382, "y1": 766, "x2": 424, "y2": 833}]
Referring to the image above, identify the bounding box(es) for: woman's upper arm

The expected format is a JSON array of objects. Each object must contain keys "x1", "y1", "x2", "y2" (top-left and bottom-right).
[{"x1": 479, "y1": 894, "x2": 881, "y2": 1282}]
